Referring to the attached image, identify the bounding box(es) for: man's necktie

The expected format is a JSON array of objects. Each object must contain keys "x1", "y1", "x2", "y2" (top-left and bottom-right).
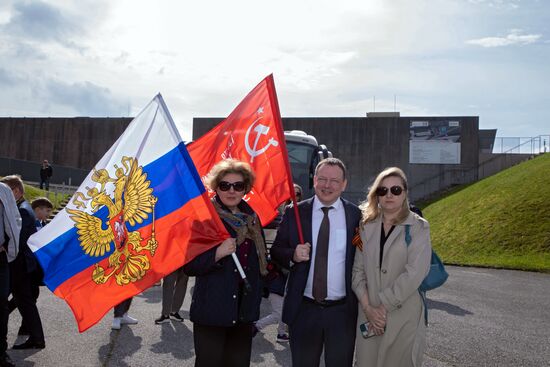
[{"x1": 313, "y1": 206, "x2": 332, "y2": 301}]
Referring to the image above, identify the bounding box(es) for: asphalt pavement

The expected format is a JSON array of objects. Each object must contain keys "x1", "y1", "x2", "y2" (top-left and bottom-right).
[{"x1": 6, "y1": 266, "x2": 550, "y2": 366}]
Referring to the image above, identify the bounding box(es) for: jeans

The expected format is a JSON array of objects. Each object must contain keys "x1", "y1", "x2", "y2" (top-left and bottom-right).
[
  {"x1": 39, "y1": 179, "x2": 50, "y2": 191},
  {"x1": 161, "y1": 267, "x2": 189, "y2": 315},
  {"x1": 113, "y1": 298, "x2": 133, "y2": 318}
]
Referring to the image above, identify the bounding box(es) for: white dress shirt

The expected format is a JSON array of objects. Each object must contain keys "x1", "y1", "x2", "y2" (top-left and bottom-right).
[{"x1": 304, "y1": 196, "x2": 347, "y2": 300}]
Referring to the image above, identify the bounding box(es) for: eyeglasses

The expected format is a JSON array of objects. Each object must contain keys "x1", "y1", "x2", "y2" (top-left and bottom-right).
[
  {"x1": 316, "y1": 177, "x2": 343, "y2": 186},
  {"x1": 376, "y1": 185, "x2": 404, "y2": 197},
  {"x1": 218, "y1": 181, "x2": 246, "y2": 192}
]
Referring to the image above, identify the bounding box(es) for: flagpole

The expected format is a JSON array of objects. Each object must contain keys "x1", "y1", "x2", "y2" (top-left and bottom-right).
[
  {"x1": 232, "y1": 253, "x2": 252, "y2": 292},
  {"x1": 266, "y1": 74, "x2": 305, "y2": 244}
]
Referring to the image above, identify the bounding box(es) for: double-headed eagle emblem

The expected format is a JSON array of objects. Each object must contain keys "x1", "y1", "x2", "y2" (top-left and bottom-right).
[{"x1": 67, "y1": 156, "x2": 158, "y2": 286}]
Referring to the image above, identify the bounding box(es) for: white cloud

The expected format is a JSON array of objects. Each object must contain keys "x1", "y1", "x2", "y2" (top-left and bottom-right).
[
  {"x1": 43, "y1": 79, "x2": 128, "y2": 116},
  {"x1": 467, "y1": 0, "x2": 520, "y2": 10},
  {"x1": 0, "y1": 0, "x2": 548, "y2": 138},
  {"x1": 467, "y1": 30, "x2": 542, "y2": 47}
]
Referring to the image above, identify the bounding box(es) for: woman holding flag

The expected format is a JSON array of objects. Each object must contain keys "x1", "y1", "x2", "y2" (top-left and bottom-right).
[{"x1": 184, "y1": 159, "x2": 268, "y2": 367}]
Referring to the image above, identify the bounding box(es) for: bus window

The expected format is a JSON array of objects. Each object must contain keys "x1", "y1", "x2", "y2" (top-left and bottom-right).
[{"x1": 286, "y1": 141, "x2": 319, "y2": 200}]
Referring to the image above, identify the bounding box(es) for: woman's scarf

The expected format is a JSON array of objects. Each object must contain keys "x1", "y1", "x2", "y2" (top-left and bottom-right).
[{"x1": 212, "y1": 198, "x2": 268, "y2": 276}]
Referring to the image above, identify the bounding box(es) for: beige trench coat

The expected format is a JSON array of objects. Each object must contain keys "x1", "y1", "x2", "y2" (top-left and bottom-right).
[{"x1": 352, "y1": 212, "x2": 431, "y2": 367}]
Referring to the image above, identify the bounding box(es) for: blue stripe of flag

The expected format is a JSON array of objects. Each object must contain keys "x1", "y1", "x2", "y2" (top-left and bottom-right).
[{"x1": 35, "y1": 142, "x2": 206, "y2": 290}]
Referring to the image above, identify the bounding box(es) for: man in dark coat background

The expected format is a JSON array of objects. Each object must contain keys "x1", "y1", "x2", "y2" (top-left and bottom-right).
[{"x1": 39, "y1": 160, "x2": 53, "y2": 191}]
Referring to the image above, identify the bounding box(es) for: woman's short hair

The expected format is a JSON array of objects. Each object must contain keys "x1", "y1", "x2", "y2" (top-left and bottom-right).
[
  {"x1": 0, "y1": 175, "x2": 25, "y2": 195},
  {"x1": 205, "y1": 159, "x2": 255, "y2": 194},
  {"x1": 359, "y1": 167, "x2": 410, "y2": 226}
]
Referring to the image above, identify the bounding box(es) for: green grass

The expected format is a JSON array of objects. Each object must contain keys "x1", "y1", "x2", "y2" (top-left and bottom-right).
[
  {"x1": 25, "y1": 185, "x2": 69, "y2": 209},
  {"x1": 423, "y1": 154, "x2": 550, "y2": 273}
]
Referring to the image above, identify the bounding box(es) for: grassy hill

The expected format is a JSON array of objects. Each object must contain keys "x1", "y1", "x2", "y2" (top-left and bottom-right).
[
  {"x1": 0, "y1": 177, "x2": 68, "y2": 209},
  {"x1": 423, "y1": 153, "x2": 550, "y2": 273},
  {"x1": 24, "y1": 185, "x2": 68, "y2": 209}
]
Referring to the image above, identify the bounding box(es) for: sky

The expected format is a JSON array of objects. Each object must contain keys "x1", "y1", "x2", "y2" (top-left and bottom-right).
[{"x1": 0, "y1": 0, "x2": 548, "y2": 141}]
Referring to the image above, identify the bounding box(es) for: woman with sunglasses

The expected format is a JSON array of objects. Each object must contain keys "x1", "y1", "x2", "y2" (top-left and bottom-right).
[
  {"x1": 184, "y1": 159, "x2": 268, "y2": 367},
  {"x1": 351, "y1": 167, "x2": 432, "y2": 367}
]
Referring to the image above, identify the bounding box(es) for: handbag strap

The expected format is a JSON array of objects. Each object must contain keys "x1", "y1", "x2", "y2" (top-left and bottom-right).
[
  {"x1": 404, "y1": 223, "x2": 429, "y2": 325},
  {"x1": 405, "y1": 224, "x2": 412, "y2": 246}
]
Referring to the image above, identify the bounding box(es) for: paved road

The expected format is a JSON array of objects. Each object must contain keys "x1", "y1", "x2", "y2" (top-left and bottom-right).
[{"x1": 6, "y1": 266, "x2": 550, "y2": 366}]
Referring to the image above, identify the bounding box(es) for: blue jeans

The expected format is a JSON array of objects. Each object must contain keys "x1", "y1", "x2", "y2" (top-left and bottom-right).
[{"x1": 40, "y1": 179, "x2": 50, "y2": 191}]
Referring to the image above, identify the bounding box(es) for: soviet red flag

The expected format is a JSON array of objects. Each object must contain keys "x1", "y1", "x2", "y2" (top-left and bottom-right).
[{"x1": 188, "y1": 74, "x2": 293, "y2": 226}]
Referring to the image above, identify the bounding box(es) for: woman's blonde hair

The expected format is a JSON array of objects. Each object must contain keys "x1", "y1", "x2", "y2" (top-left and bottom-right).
[
  {"x1": 205, "y1": 159, "x2": 255, "y2": 194},
  {"x1": 359, "y1": 167, "x2": 410, "y2": 226}
]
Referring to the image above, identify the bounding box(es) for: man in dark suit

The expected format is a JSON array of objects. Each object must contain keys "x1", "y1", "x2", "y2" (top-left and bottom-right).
[
  {"x1": 0, "y1": 176, "x2": 45, "y2": 350},
  {"x1": 271, "y1": 158, "x2": 361, "y2": 367}
]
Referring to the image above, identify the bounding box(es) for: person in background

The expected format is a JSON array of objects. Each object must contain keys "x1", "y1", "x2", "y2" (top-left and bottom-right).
[
  {"x1": 184, "y1": 159, "x2": 267, "y2": 367},
  {"x1": 111, "y1": 298, "x2": 138, "y2": 330},
  {"x1": 352, "y1": 167, "x2": 431, "y2": 367},
  {"x1": 293, "y1": 184, "x2": 302, "y2": 203},
  {"x1": 154, "y1": 266, "x2": 189, "y2": 324},
  {"x1": 0, "y1": 175, "x2": 45, "y2": 350},
  {"x1": 255, "y1": 256, "x2": 289, "y2": 343},
  {"x1": 271, "y1": 158, "x2": 361, "y2": 367},
  {"x1": 285, "y1": 183, "x2": 302, "y2": 206},
  {"x1": 0, "y1": 182, "x2": 21, "y2": 367},
  {"x1": 31, "y1": 197, "x2": 53, "y2": 231},
  {"x1": 6, "y1": 197, "x2": 52, "y2": 338},
  {"x1": 39, "y1": 160, "x2": 53, "y2": 191},
  {"x1": 255, "y1": 183, "x2": 303, "y2": 343}
]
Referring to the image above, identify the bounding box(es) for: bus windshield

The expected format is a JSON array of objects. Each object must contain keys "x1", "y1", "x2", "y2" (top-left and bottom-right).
[{"x1": 286, "y1": 141, "x2": 320, "y2": 200}]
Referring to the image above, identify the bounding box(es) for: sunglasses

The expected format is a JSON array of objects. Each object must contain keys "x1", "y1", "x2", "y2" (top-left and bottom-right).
[
  {"x1": 218, "y1": 181, "x2": 246, "y2": 192},
  {"x1": 376, "y1": 185, "x2": 404, "y2": 197}
]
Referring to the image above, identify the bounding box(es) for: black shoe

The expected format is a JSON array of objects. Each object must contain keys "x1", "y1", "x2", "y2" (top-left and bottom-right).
[
  {"x1": 169, "y1": 312, "x2": 184, "y2": 322},
  {"x1": 0, "y1": 353, "x2": 15, "y2": 367},
  {"x1": 12, "y1": 339, "x2": 45, "y2": 350},
  {"x1": 155, "y1": 315, "x2": 170, "y2": 324}
]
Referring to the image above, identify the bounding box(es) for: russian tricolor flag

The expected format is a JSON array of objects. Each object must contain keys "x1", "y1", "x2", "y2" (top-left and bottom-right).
[{"x1": 28, "y1": 95, "x2": 229, "y2": 332}]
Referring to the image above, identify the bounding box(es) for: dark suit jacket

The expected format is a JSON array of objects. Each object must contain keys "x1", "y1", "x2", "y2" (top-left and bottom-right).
[
  {"x1": 13, "y1": 199, "x2": 38, "y2": 274},
  {"x1": 271, "y1": 196, "x2": 361, "y2": 326}
]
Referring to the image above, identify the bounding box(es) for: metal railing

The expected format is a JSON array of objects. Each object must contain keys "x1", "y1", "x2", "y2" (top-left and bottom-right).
[
  {"x1": 410, "y1": 134, "x2": 548, "y2": 202},
  {"x1": 481, "y1": 135, "x2": 550, "y2": 154},
  {"x1": 24, "y1": 180, "x2": 78, "y2": 200}
]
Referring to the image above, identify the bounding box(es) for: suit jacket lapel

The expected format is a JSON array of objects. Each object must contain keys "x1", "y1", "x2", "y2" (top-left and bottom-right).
[
  {"x1": 343, "y1": 199, "x2": 356, "y2": 291},
  {"x1": 300, "y1": 198, "x2": 314, "y2": 274},
  {"x1": 300, "y1": 198, "x2": 313, "y2": 245}
]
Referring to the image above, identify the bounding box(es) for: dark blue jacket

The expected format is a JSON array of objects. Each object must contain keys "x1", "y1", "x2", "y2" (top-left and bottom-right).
[
  {"x1": 184, "y1": 199, "x2": 266, "y2": 327},
  {"x1": 264, "y1": 260, "x2": 287, "y2": 297},
  {"x1": 271, "y1": 196, "x2": 361, "y2": 326},
  {"x1": 15, "y1": 199, "x2": 38, "y2": 273}
]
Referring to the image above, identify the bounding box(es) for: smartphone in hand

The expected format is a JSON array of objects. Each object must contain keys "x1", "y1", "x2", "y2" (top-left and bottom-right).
[{"x1": 359, "y1": 321, "x2": 376, "y2": 339}]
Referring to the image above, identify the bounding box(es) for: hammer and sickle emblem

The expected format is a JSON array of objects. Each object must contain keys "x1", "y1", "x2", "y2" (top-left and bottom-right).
[{"x1": 244, "y1": 117, "x2": 279, "y2": 162}]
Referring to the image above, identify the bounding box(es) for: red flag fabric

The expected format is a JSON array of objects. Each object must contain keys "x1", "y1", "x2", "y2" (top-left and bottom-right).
[{"x1": 188, "y1": 75, "x2": 292, "y2": 226}]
